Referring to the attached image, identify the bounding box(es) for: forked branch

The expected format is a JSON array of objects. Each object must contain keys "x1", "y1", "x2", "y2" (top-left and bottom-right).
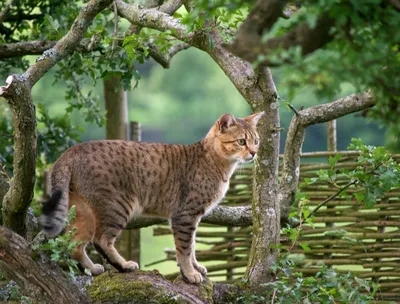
[{"x1": 279, "y1": 91, "x2": 378, "y2": 221}]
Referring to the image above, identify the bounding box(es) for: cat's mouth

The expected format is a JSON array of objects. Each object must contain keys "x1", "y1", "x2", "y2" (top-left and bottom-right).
[{"x1": 241, "y1": 154, "x2": 256, "y2": 163}]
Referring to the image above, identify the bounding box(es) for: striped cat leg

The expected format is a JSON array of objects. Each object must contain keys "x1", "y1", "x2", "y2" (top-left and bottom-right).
[
  {"x1": 187, "y1": 217, "x2": 207, "y2": 275},
  {"x1": 191, "y1": 237, "x2": 207, "y2": 275},
  {"x1": 171, "y1": 215, "x2": 203, "y2": 283},
  {"x1": 94, "y1": 228, "x2": 139, "y2": 273}
]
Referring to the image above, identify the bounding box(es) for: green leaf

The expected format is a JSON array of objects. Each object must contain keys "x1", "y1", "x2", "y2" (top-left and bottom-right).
[
  {"x1": 328, "y1": 154, "x2": 342, "y2": 168},
  {"x1": 300, "y1": 243, "x2": 311, "y2": 252},
  {"x1": 45, "y1": 15, "x2": 60, "y2": 32}
]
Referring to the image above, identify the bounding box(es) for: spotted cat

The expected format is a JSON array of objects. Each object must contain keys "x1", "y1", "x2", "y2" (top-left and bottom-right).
[{"x1": 40, "y1": 112, "x2": 264, "y2": 283}]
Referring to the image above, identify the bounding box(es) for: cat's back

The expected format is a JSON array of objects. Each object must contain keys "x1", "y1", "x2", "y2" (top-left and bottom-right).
[{"x1": 54, "y1": 139, "x2": 203, "y2": 181}]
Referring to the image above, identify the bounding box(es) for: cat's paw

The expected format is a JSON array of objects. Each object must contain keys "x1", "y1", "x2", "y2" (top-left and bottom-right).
[
  {"x1": 194, "y1": 263, "x2": 207, "y2": 275},
  {"x1": 122, "y1": 261, "x2": 139, "y2": 272},
  {"x1": 181, "y1": 270, "x2": 203, "y2": 284},
  {"x1": 91, "y1": 264, "x2": 105, "y2": 276}
]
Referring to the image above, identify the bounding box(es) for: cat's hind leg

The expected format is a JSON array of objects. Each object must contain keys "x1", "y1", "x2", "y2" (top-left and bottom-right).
[
  {"x1": 68, "y1": 193, "x2": 104, "y2": 276},
  {"x1": 93, "y1": 228, "x2": 139, "y2": 273}
]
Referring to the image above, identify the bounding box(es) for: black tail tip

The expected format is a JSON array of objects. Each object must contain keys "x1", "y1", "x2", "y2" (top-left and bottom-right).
[{"x1": 42, "y1": 190, "x2": 63, "y2": 216}]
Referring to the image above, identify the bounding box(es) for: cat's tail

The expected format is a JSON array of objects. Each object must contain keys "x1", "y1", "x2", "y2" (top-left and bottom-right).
[{"x1": 40, "y1": 166, "x2": 71, "y2": 238}]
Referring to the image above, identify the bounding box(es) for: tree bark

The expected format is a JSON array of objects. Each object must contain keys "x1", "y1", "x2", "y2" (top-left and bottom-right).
[
  {"x1": 327, "y1": 120, "x2": 337, "y2": 151},
  {"x1": 104, "y1": 76, "x2": 129, "y2": 140},
  {"x1": 0, "y1": 76, "x2": 36, "y2": 237},
  {"x1": 0, "y1": 226, "x2": 90, "y2": 304},
  {"x1": 244, "y1": 68, "x2": 280, "y2": 285},
  {"x1": 125, "y1": 206, "x2": 253, "y2": 229},
  {"x1": 0, "y1": 175, "x2": 9, "y2": 210}
]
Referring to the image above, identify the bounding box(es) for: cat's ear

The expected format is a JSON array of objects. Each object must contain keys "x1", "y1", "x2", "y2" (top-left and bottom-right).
[
  {"x1": 243, "y1": 112, "x2": 265, "y2": 126},
  {"x1": 218, "y1": 114, "x2": 236, "y2": 133}
]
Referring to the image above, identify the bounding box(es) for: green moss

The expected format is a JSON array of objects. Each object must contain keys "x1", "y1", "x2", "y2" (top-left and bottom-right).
[
  {"x1": 198, "y1": 278, "x2": 214, "y2": 303},
  {"x1": 87, "y1": 271, "x2": 186, "y2": 304}
]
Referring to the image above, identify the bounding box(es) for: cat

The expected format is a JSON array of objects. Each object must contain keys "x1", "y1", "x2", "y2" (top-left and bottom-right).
[{"x1": 40, "y1": 112, "x2": 264, "y2": 283}]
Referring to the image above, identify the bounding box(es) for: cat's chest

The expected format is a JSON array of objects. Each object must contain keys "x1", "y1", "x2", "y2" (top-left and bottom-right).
[{"x1": 203, "y1": 180, "x2": 230, "y2": 216}]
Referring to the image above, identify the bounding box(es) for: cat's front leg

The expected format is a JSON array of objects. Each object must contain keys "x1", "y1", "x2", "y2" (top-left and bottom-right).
[
  {"x1": 171, "y1": 216, "x2": 203, "y2": 284},
  {"x1": 191, "y1": 239, "x2": 207, "y2": 275}
]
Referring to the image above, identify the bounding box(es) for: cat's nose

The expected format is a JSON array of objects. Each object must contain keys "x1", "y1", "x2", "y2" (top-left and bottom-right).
[{"x1": 249, "y1": 151, "x2": 256, "y2": 158}]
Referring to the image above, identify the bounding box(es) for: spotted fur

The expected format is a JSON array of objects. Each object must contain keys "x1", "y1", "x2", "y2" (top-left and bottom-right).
[{"x1": 40, "y1": 112, "x2": 264, "y2": 283}]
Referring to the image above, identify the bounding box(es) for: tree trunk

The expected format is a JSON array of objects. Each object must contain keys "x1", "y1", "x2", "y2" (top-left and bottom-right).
[
  {"x1": 244, "y1": 68, "x2": 280, "y2": 285},
  {"x1": 0, "y1": 226, "x2": 90, "y2": 304},
  {"x1": 104, "y1": 76, "x2": 128, "y2": 140},
  {"x1": 0, "y1": 76, "x2": 36, "y2": 237}
]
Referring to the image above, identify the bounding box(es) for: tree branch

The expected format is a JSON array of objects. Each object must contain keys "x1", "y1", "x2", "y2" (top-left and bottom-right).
[
  {"x1": 0, "y1": 37, "x2": 104, "y2": 60},
  {"x1": 116, "y1": 0, "x2": 189, "y2": 42},
  {"x1": 0, "y1": 75, "x2": 36, "y2": 236},
  {"x1": 116, "y1": 0, "x2": 263, "y2": 103},
  {"x1": 148, "y1": 42, "x2": 190, "y2": 68},
  {"x1": 126, "y1": 206, "x2": 252, "y2": 229},
  {"x1": 279, "y1": 91, "x2": 378, "y2": 221},
  {"x1": 226, "y1": 12, "x2": 334, "y2": 65},
  {"x1": 228, "y1": 0, "x2": 285, "y2": 60},
  {"x1": 0, "y1": 226, "x2": 90, "y2": 303},
  {"x1": 0, "y1": 40, "x2": 57, "y2": 59},
  {"x1": 22, "y1": 0, "x2": 114, "y2": 88}
]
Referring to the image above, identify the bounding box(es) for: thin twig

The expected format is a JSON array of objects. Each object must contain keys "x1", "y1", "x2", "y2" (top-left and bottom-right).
[
  {"x1": 303, "y1": 180, "x2": 358, "y2": 223},
  {"x1": 112, "y1": 0, "x2": 118, "y2": 53},
  {"x1": 286, "y1": 103, "x2": 299, "y2": 116},
  {"x1": 278, "y1": 96, "x2": 299, "y2": 116},
  {"x1": 294, "y1": 158, "x2": 390, "y2": 228},
  {"x1": 0, "y1": 132, "x2": 13, "y2": 138},
  {"x1": 271, "y1": 289, "x2": 277, "y2": 304},
  {"x1": 1, "y1": 163, "x2": 11, "y2": 180}
]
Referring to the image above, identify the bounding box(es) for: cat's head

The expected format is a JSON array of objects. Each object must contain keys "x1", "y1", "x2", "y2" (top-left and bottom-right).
[{"x1": 206, "y1": 112, "x2": 264, "y2": 163}]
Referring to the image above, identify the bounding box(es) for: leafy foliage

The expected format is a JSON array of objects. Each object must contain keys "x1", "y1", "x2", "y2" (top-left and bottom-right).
[
  {"x1": 303, "y1": 138, "x2": 400, "y2": 208},
  {"x1": 37, "y1": 104, "x2": 82, "y2": 164},
  {"x1": 261, "y1": 264, "x2": 378, "y2": 304}
]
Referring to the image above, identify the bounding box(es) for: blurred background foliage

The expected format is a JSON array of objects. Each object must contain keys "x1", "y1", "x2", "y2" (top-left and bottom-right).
[{"x1": 1, "y1": 47, "x2": 386, "y2": 165}]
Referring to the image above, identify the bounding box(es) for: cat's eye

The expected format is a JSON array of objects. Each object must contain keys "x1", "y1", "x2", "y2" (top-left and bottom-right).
[
  {"x1": 255, "y1": 139, "x2": 259, "y2": 145},
  {"x1": 238, "y1": 139, "x2": 246, "y2": 146}
]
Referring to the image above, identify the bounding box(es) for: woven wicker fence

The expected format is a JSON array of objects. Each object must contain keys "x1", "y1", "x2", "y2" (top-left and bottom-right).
[{"x1": 151, "y1": 152, "x2": 400, "y2": 302}]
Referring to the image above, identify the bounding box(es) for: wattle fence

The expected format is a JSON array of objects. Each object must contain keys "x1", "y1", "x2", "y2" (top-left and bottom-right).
[{"x1": 149, "y1": 151, "x2": 400, "y2": 303}]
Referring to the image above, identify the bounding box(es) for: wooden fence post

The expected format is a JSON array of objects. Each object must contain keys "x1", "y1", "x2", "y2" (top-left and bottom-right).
[
  {"x1": 325, "y1": 120, "x2": 337, "y2": 264},
  {"x1": 129, "y1": 121, "x2": 141, "y2": 264}
]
